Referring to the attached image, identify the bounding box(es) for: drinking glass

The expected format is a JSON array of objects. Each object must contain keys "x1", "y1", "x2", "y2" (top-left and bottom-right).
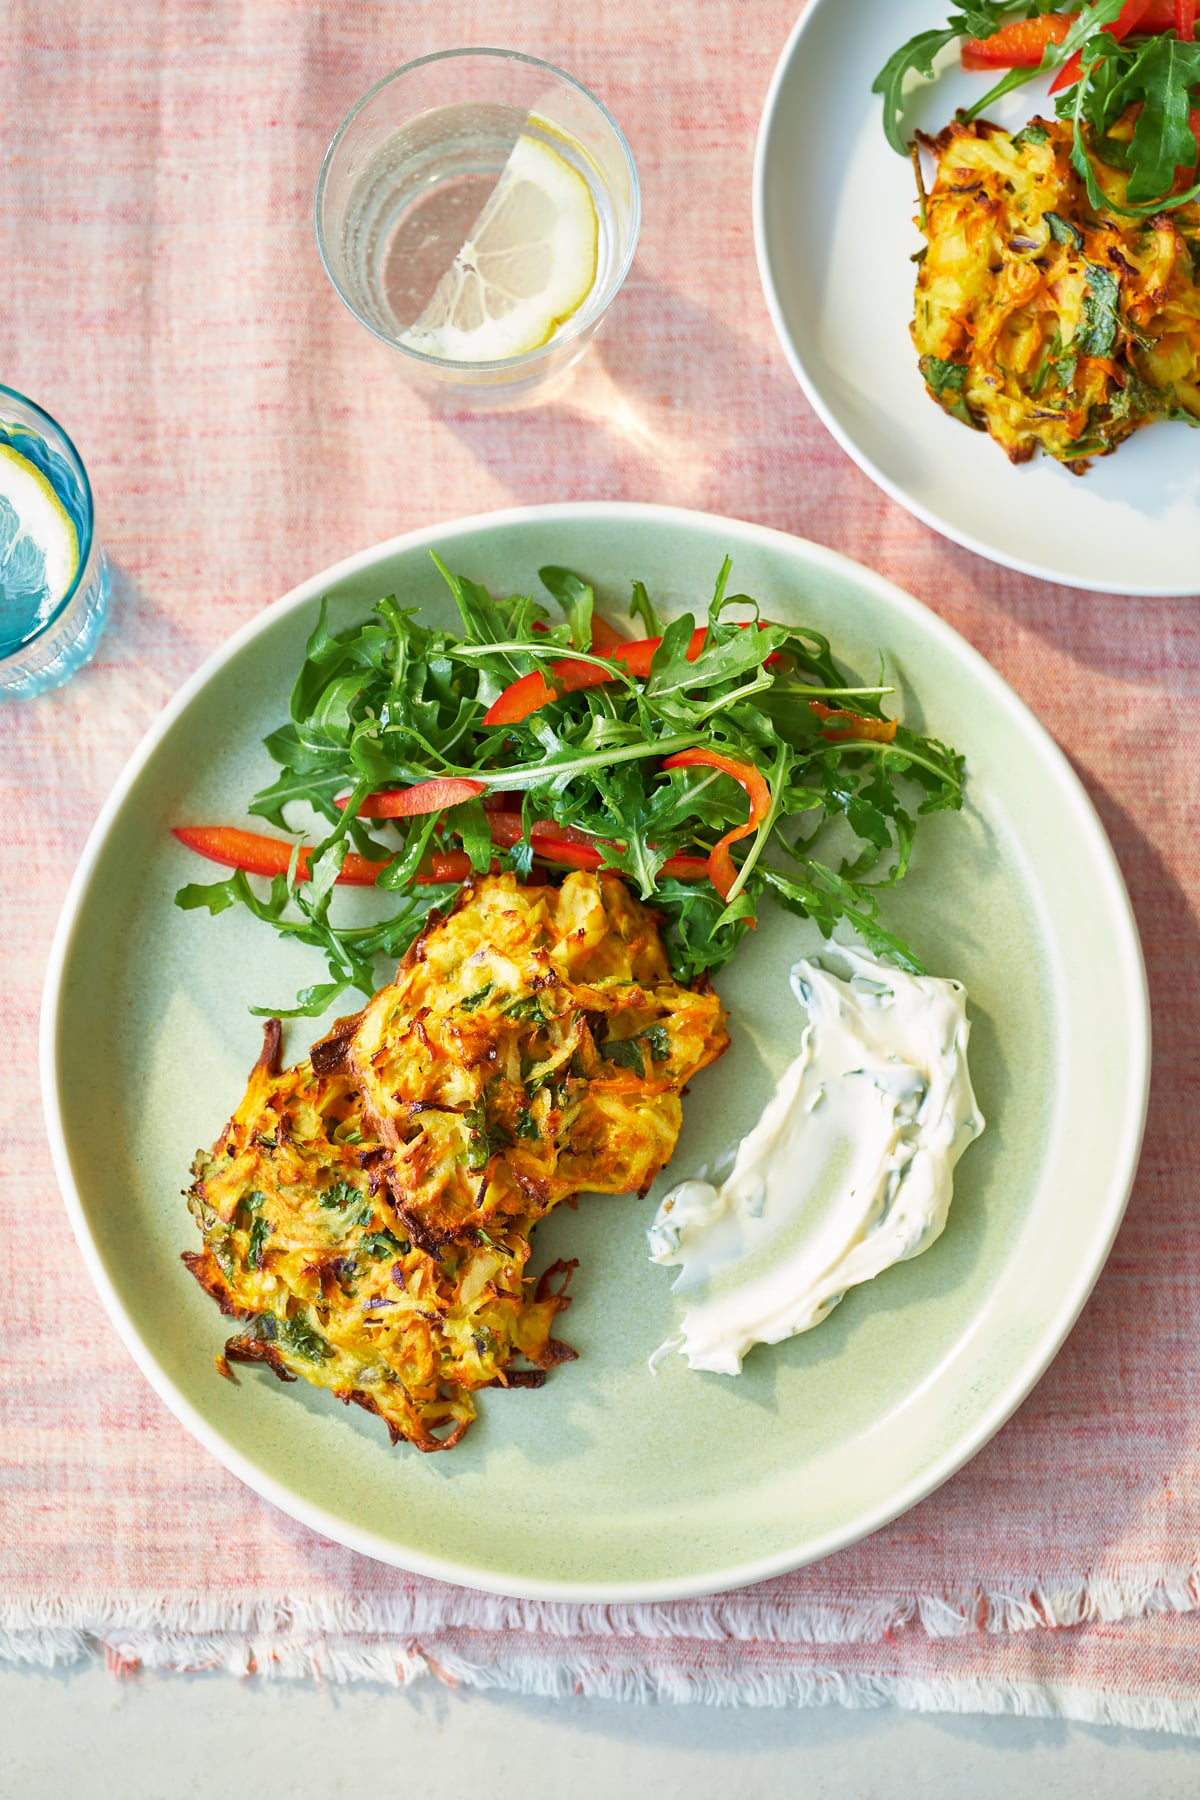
[
  {"x1": 315, "y1": 49, "x2": 641, "y2": 408},
  {"x1": 0, "y1": 386, "x2": 109, "y2": 699}
]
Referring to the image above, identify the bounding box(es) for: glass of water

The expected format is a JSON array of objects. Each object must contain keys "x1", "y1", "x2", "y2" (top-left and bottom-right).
[
  {"x1": 0, "y1": 385, "x2": 109, "y2": 700},
  {"x1": 315, "y1": 49, "x2": 640, "y2": 407}
]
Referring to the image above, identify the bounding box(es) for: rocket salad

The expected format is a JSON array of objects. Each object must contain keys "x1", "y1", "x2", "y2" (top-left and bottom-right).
[
  {"x1": 875, "y1": 0, "x2": 1200, "y2": 216},
  {"x1": 173, "y1": 556, "x2": 964, "y2": 1014}
]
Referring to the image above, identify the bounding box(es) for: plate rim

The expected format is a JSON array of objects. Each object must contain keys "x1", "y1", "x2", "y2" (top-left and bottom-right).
[
  {"x1": 752, "y1": 0, "x2": 1199, "y2": 597},
  {"x1": 40, "y1": 499, "x2": 1151, "y2": 1599}
]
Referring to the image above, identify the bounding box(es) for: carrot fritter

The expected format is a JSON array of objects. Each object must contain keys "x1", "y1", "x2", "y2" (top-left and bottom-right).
[
  {"x1": 184, "y1": 1020, "x2": 575, "y2": 1452},
  {"x1": 320, "y1": 871, "x2": 731, "y2": 1251},
  {"x1": 184, "y1": 871, "x2": 729, "y2": 1450},
  {"x1": 913, "y1": 116, "x2": 1200, "y2": 468}
]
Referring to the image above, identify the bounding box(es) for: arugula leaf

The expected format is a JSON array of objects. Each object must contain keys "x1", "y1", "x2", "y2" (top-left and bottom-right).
[
  {"x1": 761, "y1": 865, "x2": 926, "y2": 975},
  {"x1": 645, "y1": 612, "x2": 791, "y2": 701},
  {"x1": 960, "y1": 0, "x2": 1129, "y2": 125},
  {"x1": 877, "y1": 0, "x2": 1200, "y2": 227},
  {"x1": 1117, "y1": 37, "x2": 1200, "y2": 200},
  {"x1": 628, "y1": 580, "x2": 660, "y2": 636},
  {"x1": 539, "y1": 565, "x2": 594, "y2": 650},
  {"x1": 453, "y1": 796, "x2": 494, "y2": 874},
  {"x1": 873, "y1": 28, "x2": 959, "y2": 155}
]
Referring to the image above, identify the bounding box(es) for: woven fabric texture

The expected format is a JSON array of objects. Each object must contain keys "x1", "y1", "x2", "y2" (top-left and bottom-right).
[{"x1": 2, "y1": 0, "x2": 1199, "y2": 1725}]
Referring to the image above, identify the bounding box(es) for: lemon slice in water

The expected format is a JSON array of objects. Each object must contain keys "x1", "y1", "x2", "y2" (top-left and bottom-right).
[
  {"x1": 0, "y1": 443, "x2": 80, "y2": 635},
  {"x1": 399, "y1": 131, "x2": 599, "y2": 363}
]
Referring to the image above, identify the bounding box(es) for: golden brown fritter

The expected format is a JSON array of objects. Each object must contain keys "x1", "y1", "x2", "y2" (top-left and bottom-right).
[
  {"x1": 183, "y1": 1020, "x2": 575, "y2": 1452},
  {"x1": 184, "y1": 871, "x2": 729, "y2": 1450},
  {"x1": 318, "y1": 872, "x2": 730, "y2": 1251},
  {"x1": 913, "y1": 116, "x2": 1200, "y2": 468}
]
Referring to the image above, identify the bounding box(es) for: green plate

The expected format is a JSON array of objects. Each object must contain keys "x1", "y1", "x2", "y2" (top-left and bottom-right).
[{"x1": 41, "y1": 504, "x2": 1149, "y2": 1599}]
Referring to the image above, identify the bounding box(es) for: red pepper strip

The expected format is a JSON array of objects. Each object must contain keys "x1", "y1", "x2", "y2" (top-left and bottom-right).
[
  {"x1": 589, "y1": 612, "x2": 629, "y2": 652},
  {"x1": 486, "y1": 811, "x2": 531, "y2": 849},
  {"x1": 424, "y1": 849, "x2": 476, "y2": 882},
  {"x1": 486, "y1": 807, "x2": 707, "y2": 877},
  {"x1": 481, "y1": 622, "x2": 787, "y2": 728},
  {"x1": 1179, "y1": 0, "x2": 1197, "y2": 41},
  {"x1": 481, "y1": 628, "x2": 708, "y2": 727},
  {"x1": 611, "y1": 627, "x2": 707, "y2": 678},
  {"x1": 173, "y1": 824, "x2": 478, "y2": 888},
  {"x1": 1049, "y1": 0, "x2": 1155, "y2": 94},
  {"x1": 525, "y1": 833, "x2": 607, "y2": 874},
  {"x1": 809, "y1": 701, "x2": 899, "y2": 744},
  {"x1": 174, "y1": 824, "x2": 390, "y2": 886},
  {"x1": 336, "y1": 776, "x2": 485, "y2": 818},
  {"x1": 962, "y1": 11, "x2": 1072, "y2": 69},
  {"x1": 481, "y1": 658, "x2": 614, "y2": 726},
  {"x1": 528, "y1": 834, "x2": 709, "y2": 880},
  {"x1": 614, "y1": 622, "x2": 782, "y2": 678},
  {"x1": 660, "y1": 749, "x2": 771, "y2": 907}
]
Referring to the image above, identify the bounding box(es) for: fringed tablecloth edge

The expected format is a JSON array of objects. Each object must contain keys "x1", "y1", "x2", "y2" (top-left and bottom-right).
[
  {"x1": 3, "y1": 1618, "x2": 1200, "y2": 1736},
  {"x1": 4, "y1": 1563, "x2": 1199, "y2": 1650}
]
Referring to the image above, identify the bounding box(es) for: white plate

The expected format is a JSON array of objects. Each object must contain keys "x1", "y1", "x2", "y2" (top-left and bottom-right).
[
  {"x1": 755, "y1": 0, "x2": 1200, "y2": 593},
  {"x1": 41, "y1": 504, "x2": 1150, "y2": 1597}
]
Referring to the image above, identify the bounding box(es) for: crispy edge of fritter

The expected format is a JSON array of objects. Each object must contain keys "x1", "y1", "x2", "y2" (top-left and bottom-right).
[{"x1": 181, "y1": 1019, "x2": 579, "y2": 1451}]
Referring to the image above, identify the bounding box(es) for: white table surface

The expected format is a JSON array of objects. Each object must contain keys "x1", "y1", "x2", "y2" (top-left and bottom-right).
[{"x1": 3, "y1": 1665, "x2": 1199, "y2": 1797}]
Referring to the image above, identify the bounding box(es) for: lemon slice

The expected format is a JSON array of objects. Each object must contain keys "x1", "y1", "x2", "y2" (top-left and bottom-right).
[
  {"x1": 399, "y1": 131, "x2": 599, "y2": 362},
  {"x1": 0, "y1": 442, "x2": 80, "y2": 620}
]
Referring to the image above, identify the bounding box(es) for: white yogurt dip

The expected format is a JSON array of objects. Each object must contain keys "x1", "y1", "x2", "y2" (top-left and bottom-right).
[{"x1": 647, "y1": 945, "x2": 985, "y2": 1375}]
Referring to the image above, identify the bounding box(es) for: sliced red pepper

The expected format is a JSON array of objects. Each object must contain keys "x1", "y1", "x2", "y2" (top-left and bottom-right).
[
  {"x1": 424, "y1": 849, "x2": 476, "y2": 883},
  {"x1": 525, "y1": 833, "x2": 607, "y2": 874},
  {"x1": 173, "y1": 824, "x2": 391, "y2": 886},
  {"x1": 588, "y1": 612, "x2": 629, "y2": 653},
  {"x1": 1125, "y1": 0, "x2": 1178, "y2": 25},
  {"x1": 612, "y1": 626, "x2": 707, "y2": 678},
  {"x1": 174, "y1": 815, "x2": 711, "y2": 897},
  {"x1": 1049, "y1": 0, "x2": 1155, "y2": 94},
  {"x1": 1179, "y1": 0, "x2": 1197, "y2": 41},
  {"x1": 967, "y1": 0, "x2": 1174, "y2": 91},
  {"x1": 486, "y1": 808, "x2": 706, "y2": 878},
  {"x1": 962, "y1": 11, "x2": 1072, "y2": 69},
  {"x1": 613, "y1": 623, "x2": 784, "y2": 676},
  {"x1": 480, "y1": 621, "x2": 789, "y2": 728},
  {"x1": 480, "y1": 659, "x2": 613, "y2": 726},
  {"x1": 486, "y1": 813, "x2": 601, "y2": 852},
  {"x1": 527, "y1": 834, "x2": 709, "y2": 880},
  {"x1": 480, "y1": 629, "x2": 705, "y2": 727},
  {"x1": 660, "y1": 749, "x2": 771, "y2": 907},
  {"x1": 172, "y1": 824, "x2": 481, "y2": 888},
  {"x1": 337, "y1": 776, "x2": 485, "y2": 818},
  {"x1": 659, "y1": 851, "x2": 711, "y2": 880},
  {"x1": 809, "y1": 701, "x2": 899, "y2": 744}
]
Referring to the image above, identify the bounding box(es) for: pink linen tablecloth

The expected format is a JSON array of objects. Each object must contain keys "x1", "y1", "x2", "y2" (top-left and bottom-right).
[{"x1": 3, "y1": 0, "x2": 1200, "y2": 1730}]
